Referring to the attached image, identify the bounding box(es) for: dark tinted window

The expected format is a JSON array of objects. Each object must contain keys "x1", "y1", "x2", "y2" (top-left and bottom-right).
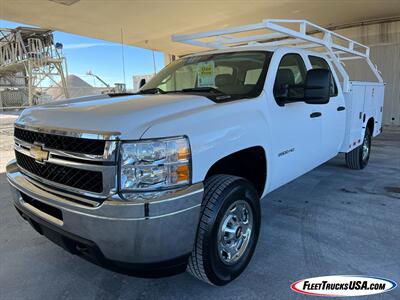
[
  {"x1": 309, "y1": 56, "x2": 338, "y2": 97},
  {"x1": 274, "y1": 53, "x2": 307, "y2": 100}
]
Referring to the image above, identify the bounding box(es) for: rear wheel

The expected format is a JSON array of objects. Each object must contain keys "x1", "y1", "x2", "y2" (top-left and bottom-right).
[
  {"x1": 187, "y1": 175, "x2": 261, "y2": 286},
  {"x1": 345, "y1": 127, "x2": 371, "y2": 170}
]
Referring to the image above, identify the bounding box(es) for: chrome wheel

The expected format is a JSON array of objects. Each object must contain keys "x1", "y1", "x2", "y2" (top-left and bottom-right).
[
  {"x1": 362, "y1": 134, "x2": 370, "y2": 161},
  {"x1": 217, "y1": 200, "x2": 253, "y2": 265}
]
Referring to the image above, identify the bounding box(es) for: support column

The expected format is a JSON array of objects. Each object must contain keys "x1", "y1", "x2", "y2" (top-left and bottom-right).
[
  {"x1": 164, "y1": 53, "x2": 176, "y2": 65},
  {"x1": 27, "y1": 61, "x2": 33, "y2": 106}
]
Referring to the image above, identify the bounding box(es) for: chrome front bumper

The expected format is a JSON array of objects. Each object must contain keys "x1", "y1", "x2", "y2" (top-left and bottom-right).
[{"x1": 6, "y1": 161, "x2": 203, "y2": 267}]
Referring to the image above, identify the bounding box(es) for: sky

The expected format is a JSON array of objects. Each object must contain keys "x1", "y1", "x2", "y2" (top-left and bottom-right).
[{"x1": 0, "y1": 19, "x2": 165, "y2": 89}]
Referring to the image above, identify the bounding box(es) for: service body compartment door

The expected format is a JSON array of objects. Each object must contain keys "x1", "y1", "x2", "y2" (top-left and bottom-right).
[
  {"x1": 340, "y1": 81, "x2": 385, "y2": 152},
  {"x1": 364, "y1": 84, "x2": 385, "y2": 137},
  {"x1": 374, "y1": 86, "x2": 385, "y2": 136},
  {"x1": 340, "y1": 84, "x2": 366, "y2": 152},
  {"x1": 364, "y1": 86, "x2": 376, "y2": 125}
]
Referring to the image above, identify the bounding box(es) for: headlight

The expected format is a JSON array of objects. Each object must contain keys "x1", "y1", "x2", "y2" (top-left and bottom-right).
[{"x1": 120, "y1": 136, "x2": 191, "y2": 193}]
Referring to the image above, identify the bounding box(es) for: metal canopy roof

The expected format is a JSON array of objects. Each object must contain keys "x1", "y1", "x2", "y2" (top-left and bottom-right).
[{"x1": 2, "y1": 0, "x2": 400, "y2": 55}]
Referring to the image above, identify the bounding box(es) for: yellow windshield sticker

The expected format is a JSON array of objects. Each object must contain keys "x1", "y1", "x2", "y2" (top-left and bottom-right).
[{"x1": 197, "y1": 61, "x2": 215, "y2": 87}]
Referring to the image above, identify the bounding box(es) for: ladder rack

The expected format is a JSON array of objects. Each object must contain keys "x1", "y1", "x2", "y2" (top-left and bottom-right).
[{"x1": 172, "y1": 19, "x2": 383, "y2": 92}]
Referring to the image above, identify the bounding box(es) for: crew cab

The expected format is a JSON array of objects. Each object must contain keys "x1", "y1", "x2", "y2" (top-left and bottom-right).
[{"x1": 6, "y1": 19, "x2": 384, "y2": 285}]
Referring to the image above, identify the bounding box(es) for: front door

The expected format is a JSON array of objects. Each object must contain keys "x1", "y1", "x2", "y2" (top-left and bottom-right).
[{"x1": 265, "y1": 51, "x2": 324, "y2": 191}]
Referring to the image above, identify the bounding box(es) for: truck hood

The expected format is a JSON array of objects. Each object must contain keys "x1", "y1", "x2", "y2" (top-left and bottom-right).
[{"x1": 16, "y1": 94, "x2": 214, "y2": 140}]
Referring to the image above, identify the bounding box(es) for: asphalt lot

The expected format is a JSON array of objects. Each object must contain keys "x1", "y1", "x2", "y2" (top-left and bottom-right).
[{"x1": 0, "y1": 126, "x2": 399, "y2": 300}]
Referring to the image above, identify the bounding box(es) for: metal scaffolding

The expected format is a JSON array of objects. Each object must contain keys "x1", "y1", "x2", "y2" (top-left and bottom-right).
[{"x1": 0, "y1": 27, "x2": 68, "y2": 108}]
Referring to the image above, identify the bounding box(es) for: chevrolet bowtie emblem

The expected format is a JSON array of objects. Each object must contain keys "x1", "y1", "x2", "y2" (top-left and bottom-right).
[{"x1": 30, "y1": 144, "x2": 49, "y2": 163}]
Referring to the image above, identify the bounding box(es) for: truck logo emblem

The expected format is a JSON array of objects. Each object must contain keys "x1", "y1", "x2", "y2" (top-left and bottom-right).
[{"x1": 30, "y1": 144, "x2": 49, "y2": 163}]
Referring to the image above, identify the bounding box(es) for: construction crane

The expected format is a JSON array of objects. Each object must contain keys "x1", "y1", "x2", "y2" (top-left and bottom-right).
[
  {"x1": 86, "y1": 70, "x2": 110, "y2": 88},
  {"x1": 86, "y1": 70, "x2": 126, "y2": 94}
]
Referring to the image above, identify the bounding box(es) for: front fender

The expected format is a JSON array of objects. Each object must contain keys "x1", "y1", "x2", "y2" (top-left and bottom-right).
[{"x1": 141, "y1": 96, "x2": 273, "y2": 194}]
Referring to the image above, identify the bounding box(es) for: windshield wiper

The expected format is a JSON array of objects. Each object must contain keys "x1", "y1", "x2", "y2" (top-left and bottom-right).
[
  {"x1": 180, "y1": 87, "x2": 226, "y2": 94},
  {"x1": 137, "y1": 87, "x2": 166, "y2": 94}
]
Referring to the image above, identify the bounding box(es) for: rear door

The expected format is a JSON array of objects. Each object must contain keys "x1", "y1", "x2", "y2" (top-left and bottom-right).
[
  {"x1": 307, "y1": 55, "x2": 346, "y2": 160},
  {"x1": 265, "y1": 51, "x2": 324, "y2": 190}
]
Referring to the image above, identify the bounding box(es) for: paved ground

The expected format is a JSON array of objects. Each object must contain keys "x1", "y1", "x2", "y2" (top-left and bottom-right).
[
  {"x1": 0, "y1": 111, "x2": 19, "y2": 172},
  {"x1": 0, "y1": 126, "x2": 399, "y2": 300}
]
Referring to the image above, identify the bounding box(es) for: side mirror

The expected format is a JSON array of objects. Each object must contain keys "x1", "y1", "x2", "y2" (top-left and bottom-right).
[
  {"x1": 139, "y1": 78, "x2": 146, "y2": 88},
  {"x1": 304, "y1": 69, "x2": 330, "y2": 104}
]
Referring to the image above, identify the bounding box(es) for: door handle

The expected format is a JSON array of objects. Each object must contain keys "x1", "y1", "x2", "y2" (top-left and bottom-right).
[
  {"x1": 310, "y1": 112, "x2": 322, "y2": 118},
  {"x1": 337, "y1": 106, "x2": 345, "y2": 111}
]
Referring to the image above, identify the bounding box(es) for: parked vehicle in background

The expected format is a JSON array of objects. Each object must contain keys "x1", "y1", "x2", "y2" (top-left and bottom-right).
[{"x1": 6, "y1": 19, "x2": 384, "y2": 285}]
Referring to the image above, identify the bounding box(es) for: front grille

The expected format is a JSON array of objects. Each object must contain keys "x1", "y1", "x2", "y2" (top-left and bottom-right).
[
  {"x1": 15, "y1": 151, "x2": 103, "y2": 193},
  {"x1": 15, "y1": 127, "x2": 106, "y2": 155}
]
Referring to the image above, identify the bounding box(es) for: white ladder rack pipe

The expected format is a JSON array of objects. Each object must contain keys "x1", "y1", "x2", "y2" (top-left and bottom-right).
[{"x1": 171, "y1": 19, "x2": 383, "y2": 93}]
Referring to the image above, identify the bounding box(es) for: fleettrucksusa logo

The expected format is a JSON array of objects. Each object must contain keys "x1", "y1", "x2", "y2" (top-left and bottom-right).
[{"x1": 291, "y1": 275, "x2": 397, "y2": 297}]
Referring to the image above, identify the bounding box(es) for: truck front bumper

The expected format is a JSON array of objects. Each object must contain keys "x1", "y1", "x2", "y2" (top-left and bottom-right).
[{"x1": 6, "y1": 161, "x2": 203, "y2": 276}]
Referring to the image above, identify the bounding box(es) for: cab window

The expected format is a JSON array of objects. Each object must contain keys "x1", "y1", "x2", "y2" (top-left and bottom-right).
[
  {"x1": 143, "y1": 51, "x2": 273, "y2": 102},
  {"x1": 245, "y1": 68, "x2": 262, "y2": 85},
  {"x1": 273, "y1": 53, "x2": 307, "y2": 101},
  {"x1": 309, "y1": 56, "x2": 338, "y2": 97}
]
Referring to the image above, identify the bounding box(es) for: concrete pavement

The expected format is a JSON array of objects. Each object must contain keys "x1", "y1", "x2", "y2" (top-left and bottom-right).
[
  {"x1": 0, "y1": 112, "x2": 19, "y2": 173},
  {"x1": 0, "y1": 127, "x2": 399, "y2": 300}
]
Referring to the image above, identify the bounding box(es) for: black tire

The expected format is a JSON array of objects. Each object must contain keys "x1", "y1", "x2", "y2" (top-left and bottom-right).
[
  {"x1": 187, "y1": 175, "x2": 261, "y2": 286},
  {"x1": 345, "y1": 127, "x2": 372, "y2": 170}
]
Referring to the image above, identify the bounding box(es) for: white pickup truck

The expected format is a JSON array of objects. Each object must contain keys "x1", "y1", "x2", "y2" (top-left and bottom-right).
[{"x1": 6, "y1": 20, "x2": 384, "y2": 285}]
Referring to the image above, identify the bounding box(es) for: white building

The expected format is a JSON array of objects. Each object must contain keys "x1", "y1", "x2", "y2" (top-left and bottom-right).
[{"x1": 132, "y1": 74, "x2": 154, "y2": 92}]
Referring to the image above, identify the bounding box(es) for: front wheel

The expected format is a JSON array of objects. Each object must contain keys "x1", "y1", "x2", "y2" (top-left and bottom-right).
[
  {"x1": 345, "y1": 127, "x2": 372, "y2": 170},
  {"x1": 187, "y1": 175, "x2": 261, "y2": 286}
]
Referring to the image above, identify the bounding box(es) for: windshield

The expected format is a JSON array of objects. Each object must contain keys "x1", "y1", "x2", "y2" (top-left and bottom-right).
[{"x1": 141, "y1": 51, "x2": 272, "y2": 102}]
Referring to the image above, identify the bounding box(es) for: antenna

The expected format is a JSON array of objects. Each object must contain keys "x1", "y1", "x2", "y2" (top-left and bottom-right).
[
  {"x1": 120, "y1": 28, "x2": 126, "y2": 86},
  {"x1": 152, "y1": 50, "x2": 157, "y2": 74}
]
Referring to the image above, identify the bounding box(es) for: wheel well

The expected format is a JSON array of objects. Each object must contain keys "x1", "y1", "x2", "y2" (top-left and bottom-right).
[
  {"x1": 366, "y1": 118, "x2": 374, "y2": 135},
  {"x1": 205, "y1": 146, "x2": 266, "y2": 197}
]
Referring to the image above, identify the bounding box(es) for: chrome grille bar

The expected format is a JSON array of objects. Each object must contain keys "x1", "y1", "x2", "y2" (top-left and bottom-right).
[{"x1": 14, "y1": 127, "x2": 119, "y2": 201}]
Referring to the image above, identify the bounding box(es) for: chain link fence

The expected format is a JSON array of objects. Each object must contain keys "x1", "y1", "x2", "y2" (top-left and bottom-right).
[
  {"x1": 0, "y1": 85, "x2": 109, "y2": 110},
  {"x1": 0, "y1": 89, "x2": 29, "y2": 109}
]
